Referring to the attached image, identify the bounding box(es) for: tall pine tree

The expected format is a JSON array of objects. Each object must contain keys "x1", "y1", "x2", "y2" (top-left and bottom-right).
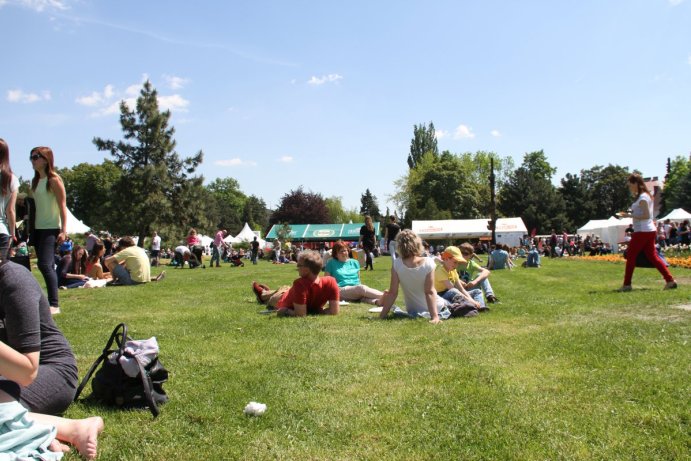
[
  {"x1": 407, "y1": 122, "x2": 438, "y2": 169},
  {"x1": 359, "y1": 188, "x2": 380, "y2": 220},
  {"x1": 93, "y1": 80, "x2": 203, "y2": 245}
]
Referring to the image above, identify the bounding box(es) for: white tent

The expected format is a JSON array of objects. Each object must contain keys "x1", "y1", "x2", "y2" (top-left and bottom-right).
[
  {"x1": 577, "y1": 216, "x2": 632, "y2": 252},
  {"x1": 227, "y1": 222, "x2": 266, "y2": 247},
  {"x1": 66, "y1": 208, "x2": 90, "y2": 234},
  {"x1": 412, "y1": 218, "x2": 528, "y2": 246},
  {"x1": 659, "y1": 208, "x2": 691, "y2": 222}
]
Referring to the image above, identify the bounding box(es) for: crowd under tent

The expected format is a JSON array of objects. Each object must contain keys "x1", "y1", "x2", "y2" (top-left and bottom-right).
[
  {"x1": 225, "y1": 222, "x2": 267, "y2": 248},
  {"x1": 577, "y1": 216, "x2": 633, "y2": 252},
  {"x1": 265, "y1": 222, "x2": 381, "y2": 242},
  {"x1": 411, "y1": 217, "x2": 528, "y2": 247}
]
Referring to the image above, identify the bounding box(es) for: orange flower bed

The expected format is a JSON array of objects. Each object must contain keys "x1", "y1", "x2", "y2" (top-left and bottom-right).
[{"x1": 574, "y1": 254, "x2": 691, "y2": 269}]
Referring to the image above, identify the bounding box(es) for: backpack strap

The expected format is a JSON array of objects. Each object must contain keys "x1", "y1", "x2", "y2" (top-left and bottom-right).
[
  {"x1": 134, "y1": 354, "x2": 160, "y2": 417},
  {"x1": 74, "y1": 323, "x2": 128, "y2": 401}
]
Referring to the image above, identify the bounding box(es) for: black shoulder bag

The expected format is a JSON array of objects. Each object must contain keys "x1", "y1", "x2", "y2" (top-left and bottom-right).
[{"x1": 74, "y1": 323, "x2": 169, "y2": 417}]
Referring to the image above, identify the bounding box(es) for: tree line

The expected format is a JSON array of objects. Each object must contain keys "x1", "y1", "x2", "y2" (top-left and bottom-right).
[{"x1": 20, "y1": 84, "x2": 690, "y2": 245}]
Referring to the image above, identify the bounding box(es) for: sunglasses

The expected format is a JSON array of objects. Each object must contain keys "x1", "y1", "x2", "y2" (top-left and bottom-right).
[{"x1": 29, "y1": 154, "x2": 44, "y2": 162}]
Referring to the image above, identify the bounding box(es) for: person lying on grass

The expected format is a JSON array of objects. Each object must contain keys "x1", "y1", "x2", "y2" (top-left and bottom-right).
[
  {"x1": 0, "y1": 258, "x2": 104, "y2": 460},
  {"x1": 252, "y1": 250, "x2": 340, "y2": 317},
  {"x1": 323, "y1": 240, "x2": 384, "y2": 305}
]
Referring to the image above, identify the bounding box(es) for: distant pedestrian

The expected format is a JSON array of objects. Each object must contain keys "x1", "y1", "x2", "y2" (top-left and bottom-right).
[
  {"x1": 251, "y1": 236, "x2": 260, "y2": 264},
  {"x1": 384, "y1": 215, "x2": 400, "y2": 260}
]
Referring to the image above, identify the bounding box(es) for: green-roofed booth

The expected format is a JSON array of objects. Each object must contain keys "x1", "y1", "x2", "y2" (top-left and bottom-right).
[{"x1": 265, "y1": 223, "x2": 380, "y2": 241}]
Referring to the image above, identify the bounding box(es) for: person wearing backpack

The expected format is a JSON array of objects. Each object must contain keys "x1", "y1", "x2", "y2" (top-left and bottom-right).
[{"x1": 0, "y1": 258, "x2": 104, "y2": 459}]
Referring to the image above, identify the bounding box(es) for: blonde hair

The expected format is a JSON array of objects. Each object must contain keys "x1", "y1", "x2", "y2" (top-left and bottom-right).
[{"x1": 395, "y1": 229, "x2": 423, "y2": 259}]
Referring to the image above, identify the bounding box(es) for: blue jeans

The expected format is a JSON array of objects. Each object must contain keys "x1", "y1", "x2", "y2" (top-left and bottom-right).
[
  {"x1": 527, "y1": 250, "x2": 540, "y2": 267},
  {"x1": 112, "y1": 264, "x2": 139, "y2": 285},
  {"x1": 440, "y1": 288, "x2": 485, "y2": 308},
  {"x1": 34, "y1": 229, "x2": 60, "y2": 307},
  {"x1": 388, "y1": 241, "x2": 397, "y2": 260},
  {"x1": 210, "y1": 246, "x2": 221, "y2": 266}
]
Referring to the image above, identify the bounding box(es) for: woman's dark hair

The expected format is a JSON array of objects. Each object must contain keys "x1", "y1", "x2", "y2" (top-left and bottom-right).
[
  {"x1": 88, "y1": 241, "x2": 104, "y2": 265},
  {"x1": 0, "y1": 138, "x2": 14, "y2": 195},
  {"x1": 627, "y1": 173, "x2": 651, "y2": 197},
  {"x1": 71, "y1": 245, "x2": 88, "y2": 275},
  {"x1": 30, "y1": 146, "x2": 58, "y2": 192}
]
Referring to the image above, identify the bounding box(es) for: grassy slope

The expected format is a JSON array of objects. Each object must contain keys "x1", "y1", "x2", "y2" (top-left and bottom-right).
[{"x1": 50, "y1": 256, "x2": 690, "y2": 461}]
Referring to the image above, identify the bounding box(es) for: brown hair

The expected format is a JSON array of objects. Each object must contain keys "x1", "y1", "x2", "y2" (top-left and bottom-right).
[
  {"x1": 331, "y1": 240, "x2": 349, "y2": 259},
  {"x1": 364, "y1": 215, "x2": 374, "y2": 231},
  {"x1": 31, "y1": 146, "x2": 60, "y2": 192},
  {"x1": 459, "y1": 242, "x2": 475, "y2": 256},
  {"x1": 0, "y1": 138, "x2": 14, "y2": 195},
  {"x1": 628, "y1": 173, "x2": 651, "y2": 197},
  {"x1": 88, "y1": 240, "x2": 104, "y2": 265},
  {"x1": 71, "y1": 245, "x2": 88, "y2": 275},
  {"x1": 298, "y1": 250, "x2": 323, "y2": 275}
]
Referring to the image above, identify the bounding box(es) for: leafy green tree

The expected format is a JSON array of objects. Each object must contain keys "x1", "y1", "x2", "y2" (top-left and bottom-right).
[
  {"x1": 580, "y1": 165, "x2": 631, "y2": 218},
  {"x1": 58, "y1": 161, "x2": 121, "y2": 231},
  {"x1": 661, "y1": 155, "x2": 691, "y2": 213},
  {"x1": 359, "y1": 189, "x2": 380, "y2": 220},
  {"x1": 498, "y1": 150, "x2": 565, "y2": 234},
  {"x1": 558, "y1": 172, "x2": 590, "y2": 231},
  {"x1": 270, "y1": 186, "x2": 330, "y2": 225},
  {"x1": 206, "y1": 177, "x2": 246, "y2": 234},
  {"x1": 325, "y1": 196, "x2": 361, "y2": 223},
  {"x1": 242, "y1": 195, "x2": 268, "y2": 233},
  {"x1": 93, "y1": 81, "x2": 203, "y2": 245},
  {"x1": 407, "y1": 122, "x2": 438, "y2": 169}
]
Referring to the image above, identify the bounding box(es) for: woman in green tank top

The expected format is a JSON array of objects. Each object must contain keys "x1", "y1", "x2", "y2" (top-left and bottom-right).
[{"x1": 30, "y1": 147, "x2": 68, "y2": 314}]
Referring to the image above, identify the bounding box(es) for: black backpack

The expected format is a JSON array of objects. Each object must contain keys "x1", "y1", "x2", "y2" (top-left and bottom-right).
[{"x1": 74, "y1": 323, "x2": 169, "y2": 417}]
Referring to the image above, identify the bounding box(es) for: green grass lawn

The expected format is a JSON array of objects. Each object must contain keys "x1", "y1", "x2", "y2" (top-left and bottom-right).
[{"x1": 47, "y1": 255, "x2": 690, "y2": 461}]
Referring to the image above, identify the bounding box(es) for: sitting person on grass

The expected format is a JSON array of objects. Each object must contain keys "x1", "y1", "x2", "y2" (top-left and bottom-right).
[
  {"x1": 105, "y1": 237, "x2": 165, "y2": 285},
  {"x1": 378, "y1": 230, "x2": 445, "y2": 324},
  {"x1": 0, "y1": 257, "x2": 104, "y2": 460},
  {"x1": 252, "y1": 250, "x2": 340, "y2": 317},
  {"x1": 57, "y1": 244, "x2": 89, "y2": 289},
  {"x1": 458, "y1": 243, "x2": 500, "y2": 303},
  {"x1": 85, "y1": 240, "x2": 111, "y2": 280},
  {"x1": 324, "y1": 240, "x2": 384, "y2": 305},
  {"x1": 434, "y1": 246, "x2": 486, "y2": 311}
]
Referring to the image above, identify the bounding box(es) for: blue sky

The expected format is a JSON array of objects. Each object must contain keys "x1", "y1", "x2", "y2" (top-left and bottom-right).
[{"x1": 1, "y1": 0, "x2": 689, "y2": 213}]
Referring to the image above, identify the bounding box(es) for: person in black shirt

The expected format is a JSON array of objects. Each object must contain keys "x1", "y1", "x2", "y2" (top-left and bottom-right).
[
  {"x1": 358, "y1": 216, "x2": 377, "y2": 270},
  {"x1": 384, "y1": 215, "x2": 401, "y2": 259}
]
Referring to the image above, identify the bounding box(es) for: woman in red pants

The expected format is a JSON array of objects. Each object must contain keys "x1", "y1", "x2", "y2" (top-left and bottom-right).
[{"x1": 617, "y1": 174, "x2": 677, "y2": 291}]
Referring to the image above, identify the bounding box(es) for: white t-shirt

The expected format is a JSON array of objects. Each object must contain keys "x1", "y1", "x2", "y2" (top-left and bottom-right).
[
  {"x1": 393, "y1": 257, "x2": 436, "y2": 316},
  {"x1": 0, "y1": 174, "x2": 19, "y2": 236},
  {"x1": 175, "y1": 245, "x2": 190, "y2": 255},
  {"x1": 152, "y1": 235, "x2": 161, "y2": 251},
  {"x1": 632, "y1": 193, "x2": 655, "y2": 233}
]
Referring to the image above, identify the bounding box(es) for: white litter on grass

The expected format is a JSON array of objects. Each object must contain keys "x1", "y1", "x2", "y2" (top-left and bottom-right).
[{"x1": 244, "y1": 401, "x2": 267, "y2": 416}]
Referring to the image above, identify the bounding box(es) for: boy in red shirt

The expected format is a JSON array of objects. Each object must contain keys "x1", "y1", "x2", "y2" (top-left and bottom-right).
[{"x1": 252, "y1": 250, "x2": 340, "y2": 317}]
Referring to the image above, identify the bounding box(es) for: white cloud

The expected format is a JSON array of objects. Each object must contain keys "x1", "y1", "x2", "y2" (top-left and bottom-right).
[
  {"x1": 490, "y1": 129, "x2": 502, "y2": 138},
  {"x1": 214, "y1": 158, "x2": 257, "y2": 167},
  {"x1": 163, "y1": 74, "x2": 189, "y2": 90},
  {"x1": 669, "y1": 0, "x2": 684, "y2": 6},
  {"x1": 279, "y1": 156, "x2": 293, "y2": 163},
  {"x1": 434, "y1": 129, "x2": 449, "y2": 139},
  {"x1": 78, "y1": 77, "x2": 189, "y2": 117},
  {"x1": 3, "y1": 0, "x2": 69, "y2": 12},
  {"x1": 75, "y1": 84, "x2": 114, "y2": 107},
  {"x1": 158, "y1": 94, "x2": 190, "y2": 112},
  {"x1": 453, "y1": 124, "x2": 475, "y2": 139},
  {"x1": 307, "y1": 74, "x2": 343, "y2": 86},
  {"x1": 7, "y1": 89, "x2": 51, "y2": 103}
]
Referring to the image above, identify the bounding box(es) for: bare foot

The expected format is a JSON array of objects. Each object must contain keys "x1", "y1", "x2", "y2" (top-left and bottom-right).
[
  {"x1": 49, "y1": 439, "x2": 71, "y2": 453},
  {"x1": 72, "y1": 416, "x2": 104, "y2": 460}
]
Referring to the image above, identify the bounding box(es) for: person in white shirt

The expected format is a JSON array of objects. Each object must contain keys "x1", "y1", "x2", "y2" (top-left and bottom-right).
[{"x1": 616, "y1": 174, "x2": 677, "y2": 291}]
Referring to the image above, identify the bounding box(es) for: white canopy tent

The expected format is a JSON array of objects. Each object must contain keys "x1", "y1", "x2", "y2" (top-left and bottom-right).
[
  {"x1": 412, "y1": 218, "x2": 528, "y2": 247},
  {"x1": 659, "y1": 208, "x2": 691, "y2": 221},
  {"x1": 226, "y1": 222, "x2": 266, "y2": 248},
  {"x1": 66, "y1": 208, "x2": 90, "y2": 234},
  {"x1": 577, "y1": 216, "x2": 632, "y2": 251}
]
